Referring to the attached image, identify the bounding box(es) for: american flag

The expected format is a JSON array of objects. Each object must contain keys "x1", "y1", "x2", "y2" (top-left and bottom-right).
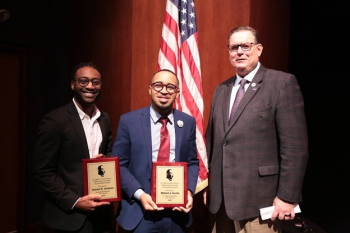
[{"x1": 157, "y1": 0, "x2": 208, "y2": 193}]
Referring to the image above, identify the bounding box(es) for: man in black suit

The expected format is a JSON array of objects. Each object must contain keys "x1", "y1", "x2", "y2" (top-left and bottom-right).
[{"x1": 33, "y1": 62, "x2": 114, "y2": 232}]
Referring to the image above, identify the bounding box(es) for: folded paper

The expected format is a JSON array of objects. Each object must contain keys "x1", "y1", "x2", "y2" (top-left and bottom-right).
[{"x1": 260, "y1": 205, "x2": 301, "y2": 220}]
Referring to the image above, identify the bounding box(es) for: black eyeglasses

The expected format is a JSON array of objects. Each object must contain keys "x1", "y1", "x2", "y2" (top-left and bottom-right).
[
  {"x1": 76, "y1": 78, "x2": 101, "y2": 87},
  {"x1": 151, "y1": 82, "x2": 178, "y2": 94},
  {"x1": 228, "y1": 42, "x2": 257, "y2": 52}
]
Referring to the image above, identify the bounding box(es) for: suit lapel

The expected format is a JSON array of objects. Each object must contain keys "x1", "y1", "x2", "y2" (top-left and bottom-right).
[
  {"x1": 67, "y1": 101, "x2": 90, "y2": 159},
  {"x1": 140, "y1": 107, "x2": 153, "y2": 170},
  {"x1": 97, "y1": 115, "x2": 106, "y2": 154},
  {"x1": 173, "y1": 109, "x2": 182, "y2": 161},
  {"x1": 227, "y1": 67, "x2": 264, "y2": 130},
  {"x1": 223, "y1": 76, "x2": 236, "y2": 132}
]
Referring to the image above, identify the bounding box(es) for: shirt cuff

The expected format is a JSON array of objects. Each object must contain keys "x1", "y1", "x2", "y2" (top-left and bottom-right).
[
  {"x1": 134, "y1": 189, "x2": 145, "y2": 200},
  {"x1": 72, "y1": 197, "x2": 81, "y2": 209}
]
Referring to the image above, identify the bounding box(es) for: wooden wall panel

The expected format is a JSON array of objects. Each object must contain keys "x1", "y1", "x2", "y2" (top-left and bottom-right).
[
  {"x1": 69, "y1": 0, "x2": 133, "y2": 136},
  {"x1": 197, "y1": 0, "x2": 252, "y2": 128},
  {"x1": 130, "y1": 1, "x2": 166, "y2": 112},
  {"x1": 68, "y1": 0, "x2": 290, "y2": 136},
  {"x1": 250, "y1": 0, "x2": 291, "y2": 71}
]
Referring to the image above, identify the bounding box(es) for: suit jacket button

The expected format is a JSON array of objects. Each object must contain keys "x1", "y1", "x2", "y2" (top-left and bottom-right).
[{"x1": 223, "y1": 141, "x2": 227, "y2": 146}]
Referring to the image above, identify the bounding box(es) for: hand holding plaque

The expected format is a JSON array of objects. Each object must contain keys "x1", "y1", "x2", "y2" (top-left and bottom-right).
[
  {"x1": 151, "y1": 162, "x2": 188, "y2": 208},
  {"x1": 82, "y1": 157, "x2": 121, "y2": 202}
]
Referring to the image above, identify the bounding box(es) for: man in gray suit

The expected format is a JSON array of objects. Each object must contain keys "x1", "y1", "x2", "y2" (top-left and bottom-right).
[{"x1": 203, "y1": 26, "x2": 309, "y2": 232}]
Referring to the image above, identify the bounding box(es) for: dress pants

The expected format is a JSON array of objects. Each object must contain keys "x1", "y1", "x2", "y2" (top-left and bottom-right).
[
  {"x1": 56, "y1": 205, "x2": 115, "y2": 233},
  {"x1": 212, "y1": 201, "x2": 281, "y2": 233},
  {"x1": 118, "y1": 209, "x2": 186, "y2": 233}
]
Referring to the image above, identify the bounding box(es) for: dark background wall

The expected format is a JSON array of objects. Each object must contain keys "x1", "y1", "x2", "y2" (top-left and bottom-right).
[
  {"x1": 289, "y1": 1, "x2": 350, "y2": 231},
  {"x1": 0, "y1": 0, "x2": 349, "y2": 232}
]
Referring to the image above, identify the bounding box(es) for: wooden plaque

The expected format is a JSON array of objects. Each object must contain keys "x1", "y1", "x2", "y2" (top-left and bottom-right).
[
  {"x1": 82, "y1": 157, "x2": 121, "y2": 202},
  {"x1": 151, "y1": 162, "x2": 187, "y2": 208}
]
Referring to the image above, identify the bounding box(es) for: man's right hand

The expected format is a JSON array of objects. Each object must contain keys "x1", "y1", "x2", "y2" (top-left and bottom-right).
[
  {"x1": 74, "y1": 194, "x2": 110, "y2": 212},
  {"x1": 140, "y1": 193, "x2": 164, "y2": 211}
]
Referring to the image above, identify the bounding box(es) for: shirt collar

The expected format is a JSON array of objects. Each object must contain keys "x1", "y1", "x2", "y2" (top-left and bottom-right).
[
  {"x1": 235, "y1": 62, "x2": 260, "y2": 85},
  {"x1": 150, "y1": 106, "x2": 174, "y2": 125},
  {"x1": 72, "y1": 98, "x2": 101, "y2": 120}
]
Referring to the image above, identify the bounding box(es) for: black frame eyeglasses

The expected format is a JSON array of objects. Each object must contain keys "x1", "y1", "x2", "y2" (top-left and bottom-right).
[
  {"x1": 228, "y1": 42, "x2": 257, "y2": 52},
  {"x1": 151, "y1": 82, "x2": 178, "y2": 94},
  {"x1": 76, "y1": 78, "x2": 101, "y2": 87}
]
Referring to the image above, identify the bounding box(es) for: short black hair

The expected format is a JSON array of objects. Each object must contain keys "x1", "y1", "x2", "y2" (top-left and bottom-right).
[
  {"x1": 151, "y1": 69, "x2": 179, "y2": 84},
  {"x1": 71, "y1": 62, "x2": 101, "y2": 81}
]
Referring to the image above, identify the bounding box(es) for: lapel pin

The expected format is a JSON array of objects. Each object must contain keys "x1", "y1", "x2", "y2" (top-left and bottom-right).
[
  {"x1": 177, "y1": 120, "x2": 184, "y2": 128},
  {"x1": 251, "y1": 82, "x2": 258, "y2": 90}
]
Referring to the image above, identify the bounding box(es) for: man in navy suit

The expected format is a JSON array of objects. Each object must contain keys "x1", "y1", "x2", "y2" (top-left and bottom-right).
[
  {"x1": 204, "y1": 26, "x2": 309, "y2": 232},
  {"x1": 112, "y1": 69, "x2": 199, "y2": 233},
  {"x1": 33, "y1": 62, "x2": 114, "y2": 232}
]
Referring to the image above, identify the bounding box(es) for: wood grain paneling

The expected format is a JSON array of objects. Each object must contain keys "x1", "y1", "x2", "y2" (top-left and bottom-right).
[
  {"x1": 68, "y1": 0, "x2": 290, "y2": 136},
  {"x1": 69, "y1": 1, "x2": 133, "y2": 137}
]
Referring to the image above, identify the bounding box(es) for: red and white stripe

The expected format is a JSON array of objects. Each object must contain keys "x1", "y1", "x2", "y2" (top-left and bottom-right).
[{"x1": 157, "y1": 0, "x2": 208, "y2": 193}]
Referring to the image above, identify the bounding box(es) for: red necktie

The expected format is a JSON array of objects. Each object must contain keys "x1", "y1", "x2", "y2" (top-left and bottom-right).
[{"x1": 157, "y1": 117, "x2": 170, "y2": 162}]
